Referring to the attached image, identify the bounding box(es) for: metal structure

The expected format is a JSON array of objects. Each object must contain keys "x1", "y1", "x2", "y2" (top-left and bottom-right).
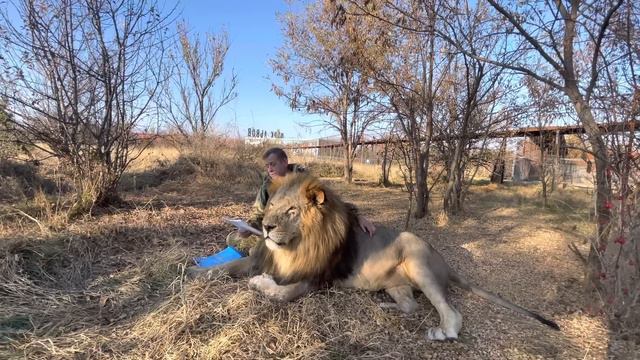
[
  {"x1": 280, "y1": 120, "x2": 639, "y2": 149},
  {"x1": 274, "y1": 120, "x2": 639, "y2": 187}
]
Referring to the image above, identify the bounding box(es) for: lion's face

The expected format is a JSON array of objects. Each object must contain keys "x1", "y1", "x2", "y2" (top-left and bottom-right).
[
  {"x1": 262, "y1": 192, "x2": 303, "y2": 250},
  {"x1": 261, "y1": 176, "x2": 326, "y2": 251}
]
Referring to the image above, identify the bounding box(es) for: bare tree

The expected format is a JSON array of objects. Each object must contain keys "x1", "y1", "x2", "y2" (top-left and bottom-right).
[
  {"x1": 388, "y1": 0, "x2": 439, "y2": 219},
  {"x1": 435, "y1": 59, "x2": 511, "y2": 214},
  {"x1": 0, "y1": 101, "x2": 18, "y2": 159},
  {"x1": 523, "y1": 76, "x2": 563, "y2": 207},
  {"x1": 437, "y1": 0, "x2": 624, "y2": 277},
  {"x1": 0, "y1": 0, "x2": 174, "y2": 213},
  {"x1": 162, "y1": 22, "x2": 237, "y2": 139},
  {"x1": 337, "y1": 0, "x2": 443, "y2": 218},
  {"x1": 336, "y1": 0, "x2": 514, "y2": 217},
  {"x1": 439, "y1": 0, "x2": 640, "y2": 330},
  {"x1": 349, "y1": 0, "x2": 624, "y2": 272},
  {"x1": 271, "y1": 1, "x2": 383, "y2": 183},
  {"x1": 378, "y1": 126, "x2": 397, "y2": 187},
  {"x1": 437, "y1": 2, "x2": 513, "y2": 215},
  {"x1": 587, "y1": 0, "x2": 640, "y2": 333}
]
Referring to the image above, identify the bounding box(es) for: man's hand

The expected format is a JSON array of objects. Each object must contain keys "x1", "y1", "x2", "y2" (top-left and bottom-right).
[
  {"x1": 357, "y1": 215, "x2": 376, "y2": 237},
  {"x1": 238, "y1": 228, "x2": 252, "y2": 237}
]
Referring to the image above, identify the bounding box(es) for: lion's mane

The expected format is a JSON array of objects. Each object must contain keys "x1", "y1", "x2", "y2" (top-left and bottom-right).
[{"x1": 252, "y1": 173, "x2": 359, "y2": 285}]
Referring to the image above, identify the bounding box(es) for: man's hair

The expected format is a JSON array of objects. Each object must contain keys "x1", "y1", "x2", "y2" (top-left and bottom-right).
[{"x1": 262, "y1": 147, "x2": 288, "y2": 161}]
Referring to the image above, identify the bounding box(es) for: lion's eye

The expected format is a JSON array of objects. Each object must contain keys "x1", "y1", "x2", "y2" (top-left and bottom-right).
[{"x1": 286, "y1": 206, "x2": 298, "y2": 216}]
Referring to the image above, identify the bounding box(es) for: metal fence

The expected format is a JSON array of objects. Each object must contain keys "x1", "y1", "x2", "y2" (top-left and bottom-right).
[
  {"x1": 281, "y1": 136, "x2": 595, "y2": 188},
  {"x1": 289, "y1": 142, "x2": 384, "y2": 165},
  {"x1": 508, "y1": 156, "x2": 594, "y2": 187}
]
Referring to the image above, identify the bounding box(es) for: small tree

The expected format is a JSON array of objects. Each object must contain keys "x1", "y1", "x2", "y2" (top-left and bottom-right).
[
  {"x1": 271, "y1": 1, "x2": 382, "y2": 183},
  {"x1": 446, "y1": 0, "x2": 623, "y2": 280},
  {"x1": 336, "y1": 0, "x2": 443, "y2": 217},
  {"x1": 524, "y1": 76, "x2": 563, "y2": 207},
  {"x1": 0, "y1": 101, "x2": 16, "y2": 159},
  {"x1": 378, "y1": 128, "x2": 397, "y2": 187},
  {"x1": 589, "y1": 0, "x2": 640, "y2": 333},
  {"x1": 0, "y1": 0, "x2": 174, "y2": 213},
  {"x1": 161, "y1": 22, "x2": 238, "y2": 139},
  {"x1": 436, "y1": 2, "x2": 513, "y2": 215}
]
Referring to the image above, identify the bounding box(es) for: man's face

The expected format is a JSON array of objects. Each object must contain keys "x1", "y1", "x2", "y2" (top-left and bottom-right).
[{"x1": 264, "y1": 154, "x2": 288, "y2": 179}]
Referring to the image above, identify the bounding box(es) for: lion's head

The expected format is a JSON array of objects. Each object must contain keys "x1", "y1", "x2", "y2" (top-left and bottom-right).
[{"x1": 259, "y1": 172, "x2": 356, "y2": 284}]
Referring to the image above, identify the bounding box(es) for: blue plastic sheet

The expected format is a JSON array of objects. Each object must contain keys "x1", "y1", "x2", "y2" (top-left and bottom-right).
[{"x1": 194, "y1": 246, "x2": 244, "y2": 268}]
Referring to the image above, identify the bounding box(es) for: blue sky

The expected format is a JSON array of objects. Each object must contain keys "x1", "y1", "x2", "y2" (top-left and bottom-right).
[
  {"x1": 0, "y1": 0, "x2": 333, "y2": 140},
  {"x1": 180, "y1": 0, "x2": 329, "y2": 140}
]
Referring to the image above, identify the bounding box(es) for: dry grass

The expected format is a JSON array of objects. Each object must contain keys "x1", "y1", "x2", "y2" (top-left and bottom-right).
[
  {"x1": 128, "y1": 145, "x2": 182, "y2": 173},
  {"x1": 1, "y1": 147, "x2": 632, "y2": 359},
  {"x1": 289, "y1": 155, "x2": 405, "y2": 184}
]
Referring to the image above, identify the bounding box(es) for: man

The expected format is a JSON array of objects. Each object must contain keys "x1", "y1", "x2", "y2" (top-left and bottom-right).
[{"x1": 226, "y1": 147, "x2": 376, "y2": 255}]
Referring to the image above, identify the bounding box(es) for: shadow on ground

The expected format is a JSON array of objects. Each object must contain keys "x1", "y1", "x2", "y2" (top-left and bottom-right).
[{"x1": 0, "y1": 179, "x2": 613, "y2": 359}]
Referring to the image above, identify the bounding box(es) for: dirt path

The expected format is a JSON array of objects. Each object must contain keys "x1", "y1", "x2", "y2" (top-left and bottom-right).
[{"x1": 1, "y1": 178, "x2": 613, "y2": 359}]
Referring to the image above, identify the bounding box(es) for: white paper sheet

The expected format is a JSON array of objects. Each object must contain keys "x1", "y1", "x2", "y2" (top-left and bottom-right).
[{"x1": 224, "y1": 218, "x2": 262, "y2": 236}]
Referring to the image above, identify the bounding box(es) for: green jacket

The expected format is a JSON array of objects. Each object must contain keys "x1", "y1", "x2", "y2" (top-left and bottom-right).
[{"x1": 248, "y1": 163, "x2": 305, "y2": 228}]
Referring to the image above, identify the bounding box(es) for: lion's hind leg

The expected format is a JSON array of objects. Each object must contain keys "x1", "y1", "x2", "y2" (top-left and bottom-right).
[
  {"x1": 406, "y1": 259, "x2": 462, "y2": 341},
  {"x1": 380, "y1": 286, "x2": 418, "y2": 313}
]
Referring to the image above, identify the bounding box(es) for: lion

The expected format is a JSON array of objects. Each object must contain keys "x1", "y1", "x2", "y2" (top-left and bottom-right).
[{"x1": 190, "y1": 172, "x2": 559, "y2": 341}]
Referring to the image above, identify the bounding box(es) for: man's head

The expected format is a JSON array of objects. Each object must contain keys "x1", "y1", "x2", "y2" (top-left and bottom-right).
[{"x1": 262, "y1": 147, "x2": 289, "y2": 179}]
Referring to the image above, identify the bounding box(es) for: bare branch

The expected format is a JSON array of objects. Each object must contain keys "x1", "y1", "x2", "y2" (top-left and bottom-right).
[
  {"x1": 585, "y1": 0, "x2": 625, "y2": 101},
  {"x1": 486, "y1": 0, "x2": 564, "y2": 72}
]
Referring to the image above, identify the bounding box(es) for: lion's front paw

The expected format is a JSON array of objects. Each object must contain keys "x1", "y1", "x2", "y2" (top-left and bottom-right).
[
  {"x1": 427, "y1": 327, "x2": 446, "y2": 341},
  {"x1": 248, "y1": 273, "x2": 275, "y2": 291}
]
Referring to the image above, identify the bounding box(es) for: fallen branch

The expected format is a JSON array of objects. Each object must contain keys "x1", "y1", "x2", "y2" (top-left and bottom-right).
[
  {"x1": 14, "y1": 209, "x2": 48, "y2": 235},
  {"x1": 568, "y1": 242, "x2": 587, "y2": 266}
]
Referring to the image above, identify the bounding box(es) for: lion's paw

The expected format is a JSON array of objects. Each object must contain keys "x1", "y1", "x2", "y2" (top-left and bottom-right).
[{"x1": 248, "y1": 273, "x2": 275, "y2": 291}]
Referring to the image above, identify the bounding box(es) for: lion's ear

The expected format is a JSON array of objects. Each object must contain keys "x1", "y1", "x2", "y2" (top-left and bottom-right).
[
  {"x1": 304, "y1": 182, "x2": 326, "y2": 206},
  {"x1": 313, "y1": 189, "x2": 325, "y2": 205}
]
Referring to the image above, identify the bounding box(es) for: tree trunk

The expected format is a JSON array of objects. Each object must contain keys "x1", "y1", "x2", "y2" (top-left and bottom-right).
[
  {"x1": 380, "y1": 140, "x2": 391, "y2": 187},
  {"x1": 540, "y1": 133, "x2": 548, "y2": 208},
  {"x1": 565, "y1": 85, "x2": 612, "y2": 283},
  {"x1": 491, "y1": 160, "x2": 505, "y2": 184},
  {"x1": 551, "y1": 130, "x2": 560, "y2": 192},
  {"x1": 417, "y1": 2, "x2": 436, "y2": 219},
  {"x1": 491, "y1": 138, "x2": 507, "y2": 184},
  {"x1": 444, "y1": 138, "x2": 464, "y2": 214},
  {"x1": 344, "y1": 143, "x2": 353, "y2": 183},
  {"x1": 414, "y1": 150, "x2": 427, "y2": 218}
]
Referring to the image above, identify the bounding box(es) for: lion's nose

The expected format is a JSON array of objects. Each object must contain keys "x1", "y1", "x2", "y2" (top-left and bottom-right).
[{"x1": 264, "y1": 224, "x2": 276, "y2": 232}]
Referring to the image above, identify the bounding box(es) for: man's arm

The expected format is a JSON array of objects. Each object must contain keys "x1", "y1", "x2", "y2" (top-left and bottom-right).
[
  {"x1": 247, "y1": 188, "x2": 266, "y2": 229},
  {"x1": 238, "y1": 176, "x2": 269, "y2": 236}
]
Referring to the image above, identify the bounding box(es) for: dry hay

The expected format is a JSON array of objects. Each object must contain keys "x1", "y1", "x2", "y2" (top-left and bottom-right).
[{"x1": 0, "y1": 172, "x2": 623, "y2": 359}]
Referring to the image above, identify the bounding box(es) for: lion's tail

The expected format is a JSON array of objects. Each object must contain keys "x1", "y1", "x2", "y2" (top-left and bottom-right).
[{"x1": 449, "y1": 272, "x2": 560, "y2": 331}]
